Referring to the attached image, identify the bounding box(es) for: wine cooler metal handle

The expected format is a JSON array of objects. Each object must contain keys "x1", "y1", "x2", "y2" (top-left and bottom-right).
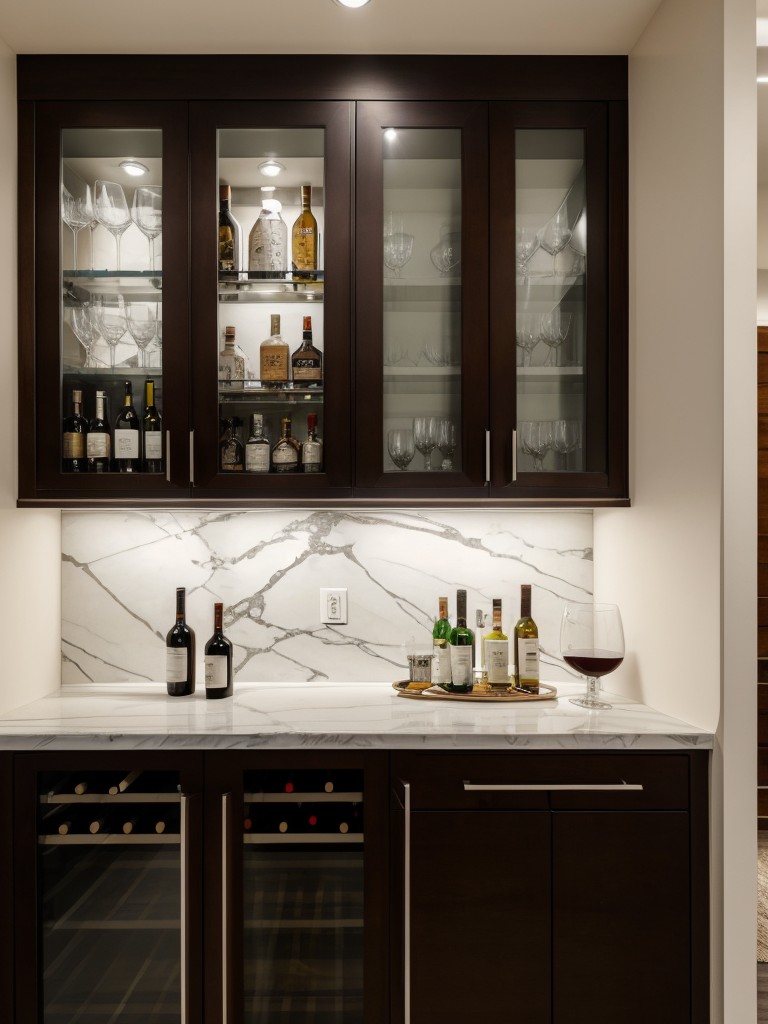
[
  {"x1": 189, "y1": 431, "x2": 195, "y2": 486},
  {"x1": 221, "y1": 792, "x2": 232, "y2": 1024},
  {"x1": 485, "y1": 430, "x2": 491, "y2": 484},
  {"x1": 463, "y1": 780, "x2": 644, "y2": 792},
  {"x1": 511, "y1": 428, "x2": 517, "y2": 482},
  {"x1": 403, "y1": 781, "x2": 411, "y2": 1024},
  {"x1": 180, "y1": 792, "x2": 189, "y2": 1024},
  {"x1": 166, "y1": 430, "x2": 171, "y2": 483}
]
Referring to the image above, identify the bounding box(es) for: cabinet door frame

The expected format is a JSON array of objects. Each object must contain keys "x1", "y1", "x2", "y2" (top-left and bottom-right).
[
  {"x1": 354, "y1": 100, "x2": 491, "y2": 498},
  {"x1": 19, "y1": 101, "x2": 192, "y2": 503},
  {"x1": 13, "y1": 749, "x2": 205, "y2": 1024},
  {"x1": 189, "y1": 100, "x2": 354, "y2": 499}
]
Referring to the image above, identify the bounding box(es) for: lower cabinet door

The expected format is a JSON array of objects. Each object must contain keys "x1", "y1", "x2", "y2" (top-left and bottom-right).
[{"x1": 552, "y1": 811, "x2": 691, "y2": 1024}]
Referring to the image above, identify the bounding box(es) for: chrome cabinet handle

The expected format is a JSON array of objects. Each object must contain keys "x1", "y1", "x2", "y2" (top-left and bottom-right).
[
  {"x1": 403, "y1": 781, "x2": 411, "y2": 1024},
  {"x1": 221, "y1": 792, "x2": 231, "y2": 1024},
  {"x1": 165, "y1": 430, "x2": 171, "y2": 483},
  {"x1": 463, "y1": 780, "x2": 643, "y2": 792},
  {"x1": 180, "y1": 793, "x2": 189, "y2": 1024},
  {"x1": 189, "y1": 430, "x2": 195, "y2": 486},
  {"x1": 485, "y1": 430, "x2": 491, "y2": 483},
  {"x1": 511, "y1": 428, "x2": 517, "y2": 482}
]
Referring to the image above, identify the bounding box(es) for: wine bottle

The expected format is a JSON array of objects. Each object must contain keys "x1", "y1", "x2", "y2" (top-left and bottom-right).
[
  {"x1": 259, "y1": 313, "x2": 290, "y2": 388},
  {"x1": 291, "y1": 184, "x2": 318, "y2": 279},
  {"x1": 62, "y1": 388, "x2": 88, "y2": 472},
  {"x1": 204, "y1": 602, "x2": 233, "y2": 699},
  {"x1": 218, "y1": 184, "x2": 241, "y2": 274},
  {"x1": 432, "y1": 596, "x2": 452, "y2": 649},
  {"x1": 271, "y1": 415, "x2": 300, "y2": 473},
  {"x1": 86, "y1": 390, "x2": 111, "y2": 473},
  {"x1": 483, "y1": 598, "x2": 510, "y2": 687},
  {"x1": 88, "y1": 816, "x2": 107, "y2": 835},
  {"x1": 219, "y1": 418, "x2": 245, "y2": 471},
  {"x1": 245, "y1": 413, "x2": 270, "y2": 473},
  {"x1": 121, "y1": 817, "x2": 139, "y2": 835},
  {"x1": 248, "y1": 195, "x2": 288, "y2": 273},
  {"x1": 142, "y1": 378, "x2": 163, "y2": 472},
  {"x1": 166, "y1": 586, "x2": 195, "y2": 697},
  {"x1": 447, "y1": 589, "x2": 474, "y2": 692},
  {"x1": 300, "y1": 413, "x2": 323, "y2": 473},
  {"x1": 114, "y1": 380, "x2": 140, "y2": 472},
  {"x1": 513, "y1": 584, "x2": 540, "y2": 693},
  {"x1": 290, "y1": 315, "x2": 322, "y2": 386},
  {"x1": 108, "y1": 770, "x2": 142, "y2": 796},
  {"x1": 219, "y1": 325, "x2": 248, "y2": 389}
]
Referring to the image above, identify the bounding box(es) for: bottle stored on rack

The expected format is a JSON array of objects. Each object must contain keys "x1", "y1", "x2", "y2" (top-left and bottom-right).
[
  {"x1": 447, "y1": 589, "x2": 474, "y2": 692},
  {"x1": 220, "y1": 418, "x2": 245, "y2": 472},
  {"x1": 259, "y1": 314, "x2": 290, "y2": 387},
  {"x1": 245, "y1": 413, "x2": 270, "y2": 473},
  {"x1": 291, "y1": 185, "x2": 318, "y2": 278},
  {"x1": 166, "y1": 586, "x2": 195, "y2": 697},
  {"x1": 291, "y1": 315, "x2": 322, "y2": 386},
  {"x1": 62, "y1": 388, "x2": 88, "y2": 473},
  {"x1": 301, "y1": 413, "x2": 323, "y2": 473},
  {"x1": 142, "y1": 378, "x2": 163, "y2": 472},
  {"x1": 107, "y1": 770, "x2": 142, "y2": 795},
  {"x1": 483, "y1": 598, "x2": 510, "y2": 687},
  {"x1": 86, "y1": 390, "x2": 111, "y2": 473},
  {"x1": 513, "y1": 584, "x2": 540, "y2": 693},
  {"x1": 219, "y1": 325, "x2": 248, "y2": 388},
  {"x1": 114, "y1": 381, "x2": 140, "y2": 473},
  {"x1": 218, "y1": 184, "x2": 241, "y2": 274},
  {"x1": 204, "y1": 602, "x2": 233, "y2": 699},
  {"x1": 271, "y1": 416, "x2": 300, "y2": 473},
  {"x1": 432, "y1": 596, "x2": 452, "y2": 649},
  {"x1": 248, "y1": 195, "x2": 288, "y2": 273}
]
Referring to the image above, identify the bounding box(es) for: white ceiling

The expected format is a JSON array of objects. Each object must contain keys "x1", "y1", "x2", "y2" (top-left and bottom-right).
[{"x1": 0, "y1": 0, "x2": 663, "y2": 56}]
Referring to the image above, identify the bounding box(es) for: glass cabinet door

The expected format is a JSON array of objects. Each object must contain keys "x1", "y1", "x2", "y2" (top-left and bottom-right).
[
  {"x1": 29, "y1": 103, "x2": 190, "y2": 498},
  {"x1": 355, "y1": 103, "x2": 489, "y2": 495},
  {"x1": 190, "y1": 103, "x2": 352, "y2": 496}
]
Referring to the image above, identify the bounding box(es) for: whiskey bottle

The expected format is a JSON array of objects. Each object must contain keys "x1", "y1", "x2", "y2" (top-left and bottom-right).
[
  {"x1": 218, "y1": 185, "x2": 241, "y2": 274},
  {"x1": 271, "y1": 416, "x2": 300, "y2": 473},
  {"x1": 291, "y1": 315, "x2": 323, "y2": 386},
  {"x1": 300, "y1": 413, "x2": 323, "y2": 473},
  {"x1": 219, "y1": 418, "x2": 244, "y2": 472},
  {"x1": 219, "y1": 325, "x2": 248, "y2": 389},
  {"x1": 245, "y1": 413, "x2": 271, "y2": 473},
  {"x1": 259, "y1": 314, "x2": 290, "y2": 388},
  {"x1": 86, "y1": 390, "x2": 110, "y2": 473},
  {"x1": 113, "y1": 381, "x2": 140, "y2": 473},
  {"x1": 291, "y1": 185, "x2": 318, "y2": 279},
  {"x1": 62, "y1": 388, "x2": 88, "y2": 472},
  {"x1": 142, "y1": 378, "x2": 163, "y2": 473},
  {"x1": 248, "y1": 196, "x2": 288, "y2": 273},
  {"x1": 513, "y1": 584, "x2": 540, "y2": 693}
]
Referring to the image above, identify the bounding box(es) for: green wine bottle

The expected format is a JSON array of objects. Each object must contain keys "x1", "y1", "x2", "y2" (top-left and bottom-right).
[
  {"x1": 513, "y1": 584, "x2": 540, "y2": 693},
  {"x1": 432, "y1": 596, "x2": 452, "y2": 649}
]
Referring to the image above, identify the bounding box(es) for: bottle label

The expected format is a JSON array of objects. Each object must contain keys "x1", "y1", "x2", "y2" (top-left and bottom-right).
[
  {"x1": 63, "y1": 432, "x2": 85, "y2": 458},
  {"x1": 272, "y1": 446, "x2": 298, "y2": 466},
  {"x1": 302, "y1": 441, "x2": 322, "y2": 468},
  {"x1": 436, "y1": 645, "x2": 452, "y2": 684},
  {"x1": 485, "y1": 640, "x2": 510, "y2": 685},
  {"x1": 260, "y1": 348, "x2": 289, "y2": 381},
  {"x1": 219, "y1": 352, "x2": 245, "y2": 383},
  {"x1": 205, "y1": 655, "x2": 229, "y2": 689},
  {"x1": 292, "y1": 364, "x2": 322, "y2": 381},
  {"x1": 114, "y1": 429, "x2": 139, "y2": 459},
  {"x1": 86, "y1": 432, "x2": 110, "y2": 458},
  {"x1": 448, "y1": 644, "x2": 473, "y2": 687},
  {"x1": 166, "y1": 648, "x2": 188, "y2": 684},
  {"x1": 518, "y1": 638, "x2": 540, "y2": 682},
  {"x1": 245, "y1": 444, "x2": 270, "y2": 472},
  {"x1": 144, "y1": 432, "x2": 162, "y2": 459}
]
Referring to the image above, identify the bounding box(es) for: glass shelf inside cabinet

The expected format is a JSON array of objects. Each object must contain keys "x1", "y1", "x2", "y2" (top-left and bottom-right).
[
  {"x1": 63, "y1": 271, "x2": 162, "y2": 304},
  {"x1": 219, "y1": 382, "x2": 323, "y2": 404},
  {"x1": 219, "y1": 270, "x2": 323, "y2": 303}
]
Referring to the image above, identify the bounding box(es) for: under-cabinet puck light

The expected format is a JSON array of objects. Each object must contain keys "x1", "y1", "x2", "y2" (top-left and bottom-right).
[{"x1": 119, "y1": 159, "x2": 149, "y2": 176}]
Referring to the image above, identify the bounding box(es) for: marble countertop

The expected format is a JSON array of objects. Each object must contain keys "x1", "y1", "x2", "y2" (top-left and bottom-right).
[{"x1": 0, "y1": 681, "x2": 713, "y2": 751}]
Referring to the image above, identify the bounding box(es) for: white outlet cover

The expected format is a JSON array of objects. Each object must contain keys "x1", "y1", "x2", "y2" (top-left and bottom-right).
[{"x1": 320, "y1": 587, "x2": 348, "y2": 624}]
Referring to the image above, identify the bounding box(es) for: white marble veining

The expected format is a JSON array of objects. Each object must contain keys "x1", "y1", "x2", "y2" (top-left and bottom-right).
[
  {"x1": 0, "y1": 681, "x2": 713, "y2": 751},
  {"x1": 62, "y1": 509, "x2": 593, "y2": 686}
]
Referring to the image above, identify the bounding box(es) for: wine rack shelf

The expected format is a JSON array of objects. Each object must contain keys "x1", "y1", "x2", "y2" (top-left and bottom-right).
[
  {"x1": 244, "y1": 791, "x2": 363, "y2": 803},
  {"x1": 244, "y1": 833, "x2": 363, "y2": 845},
  {"x1": 39, "y1": 834, "x2": 179, "y2": 845},
  {"x1": 40, "y1": 793, "x2": 181, "y2": 804}
]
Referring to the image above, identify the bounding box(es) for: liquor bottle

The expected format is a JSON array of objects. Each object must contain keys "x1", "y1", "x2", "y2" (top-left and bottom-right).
[
  {"x1": 220, "y1": 418, "x2": 245, "y2": 472},
  {"x1": 142, "y1": 378, "x2": 163, "y2": 472},
  {"x1": 259, "y1": 313, "x2": 290, "y2": 387},
  {"x1": 248, "y1": 196, "x2": 288, "y2": 273},
  {"x1": 166, "y1": 586, "x2": 195, "y2": 697},
  {"x1": 290, "y1": 315, "x2": 323, "y2": 386},
  {"x1": 291, "y1": 184, "x2": 318, "y2": 278},
  {"x1": 245, "y1": 413, "x2": 271, "y2": 473},
  {"x1": 483, "y1": 598, "x2": 510, "y2": 687},
  {"x1": 219, "y1": 325, "x2": 248, "y2": 389},
  {"x1": 447, "y1": 588, "x2": 474, "y2": 692},
  {"x1": 86, "y1": 390, "x2": 111, "y2": 473},
  {"x1": 113, "y1": 381, "x2": 140, "y2": 472},
  {"x1": 271, "y1": 415, "x2": 300, "y2": 472},
  {"x1": 432, "y1": 596, "x2": 452, "y2": 649},
  {"x1": 204, "y1": 602, "x2": 234, "y2": 699},
  {"x1": 513, "y1": 584, "x2": 540, "y2": 693},
  {"x1": 300, "y1": 413, "x2": 323, "y2": 473},
  {"x1": 62, "y1": 388, "x2": 88, "y2": 472},
  {"x1": 218, "y1": 184, "x2": 241, "y2": 274}
]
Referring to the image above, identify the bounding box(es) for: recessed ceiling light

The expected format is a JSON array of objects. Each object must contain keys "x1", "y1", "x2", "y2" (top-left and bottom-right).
[
  {"x1": 119, "y1": 159, "x2": 149, "y2": 177},
  {"x1": 384, "y1": 128, "x2": 398, "y2": 142},
  {"x1": 333, "y1": 0, "x2": 372, "y2": 8},
  {"x1": 258, "y1": 160, "x2": 285, "y2": 177}
]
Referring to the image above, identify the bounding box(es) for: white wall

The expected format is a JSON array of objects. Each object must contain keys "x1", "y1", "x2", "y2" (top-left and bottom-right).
[
  {"x1": 596, "y1": 0, "x2": 755, "y2": 1020},
  {"x1": 0, "y1": 43, "x2": 61, "y2": 713}
]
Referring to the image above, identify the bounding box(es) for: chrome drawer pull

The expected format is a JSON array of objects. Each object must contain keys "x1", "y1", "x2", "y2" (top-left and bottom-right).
[
  {"x1": 463, "y1": 781, "x2": 644, "y2": 792},
  {"x1": 222, "y1": 792, "x2": 231, "y2": 1024},
  {"x1": 180, "y1": 793, "x2": 189, "y2": 1024},
  {"x1": 404, "y1": 781, "x2": 411, "y2": 1024}
]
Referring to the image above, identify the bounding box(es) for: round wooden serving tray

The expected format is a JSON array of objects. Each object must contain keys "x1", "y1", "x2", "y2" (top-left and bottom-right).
[{"x1": 392, "y1": 681, "x2": 557, "y2": 702}]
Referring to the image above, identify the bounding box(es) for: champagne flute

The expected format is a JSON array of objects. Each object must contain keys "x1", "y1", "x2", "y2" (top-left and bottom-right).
[
  {"x1": 132, "y1": 186, "x2": 162, "y2": 272},
  {"x1": 126, "y1": 302, "x2": 158, "y2": 368},
  {"x1": 387, "y1": 429, "x2": 415, "y2": 471},
  {"x1": 413, "y1": 416, "x2": 437, "y2": 471},
  {"x1": 560, "y1": 602, "x2": 625, "y2": 710},
  {"x1": 94, "y1": 181, "x2": 131, "y2": 271}
]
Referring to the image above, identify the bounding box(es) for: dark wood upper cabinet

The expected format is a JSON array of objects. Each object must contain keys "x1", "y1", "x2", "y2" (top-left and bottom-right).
[{"x1": 17, "y1": 55, "x2": 627, "y2": 507}]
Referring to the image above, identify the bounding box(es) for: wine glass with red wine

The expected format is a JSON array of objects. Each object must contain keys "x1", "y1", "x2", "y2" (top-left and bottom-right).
[{"x1": 560, "y1": 602, "x2": 624, "y2": 710}]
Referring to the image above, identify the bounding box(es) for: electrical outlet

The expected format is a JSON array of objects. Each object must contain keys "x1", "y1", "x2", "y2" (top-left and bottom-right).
[{"x1": 320, "y1": 588, "x2": 348, "y2": 624}]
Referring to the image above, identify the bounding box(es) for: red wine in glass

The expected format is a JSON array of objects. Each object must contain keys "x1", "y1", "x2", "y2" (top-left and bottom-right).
[
  {"x1": 560, "y1": 602, "x2": 625, "y2": 709},
  {"x1": 563, "y1": 650, "x2": 624, "y2": 677}
]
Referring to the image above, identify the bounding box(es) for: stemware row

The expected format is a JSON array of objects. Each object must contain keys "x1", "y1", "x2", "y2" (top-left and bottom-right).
[
  {"x1": 516, "y1": 308, "x2": 572, "y2": 367},
  {"x1": 519, "y1": 419, "x2": 582, "y2": 471},
  {"x1": 387, "y1": 417, "x2": 457, "y2": 472},
  {"x1": 516, "y1": 204, "x2": 586, "y2": 280},
  {"x1": 68, "y1": 297, "x2": 163, "y2": 370},
  {"x1": 62, "y1": 181, "x2": 162, "y2": 273}
]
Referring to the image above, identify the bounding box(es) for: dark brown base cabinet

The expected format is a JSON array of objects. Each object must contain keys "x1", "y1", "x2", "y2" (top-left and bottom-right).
[
  {"x1": 9, "y1": 748, "x2": 706, "y2": 1023},
  {"x1": 390, "y1": 751, "x2": 709, "y2": 1024}
]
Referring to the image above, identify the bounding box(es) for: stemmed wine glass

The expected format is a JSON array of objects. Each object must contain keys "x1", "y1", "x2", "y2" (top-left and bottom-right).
[
  {"x1": 126, "y1": 302, "x2": 158, "y2": 368},
  {"x1": 387, "y1": 429, "x2": 415, "y2": 471},
  {"x1": 560, "y1": 602, "x2": 625, "y2": 710},
  {"x1": 132, "y1": 186, "x2": 162, "y2": 272},
  {"x1": 383, "y1": 212, "x2": 414, "y2": 278},
  {"x1": 437, "y1": 419, "x2": 457, "y2": 470},
  {"x1": 69, "y1": 304, "x2": 100, "y2": 368},
  {"x1": 519, "y1": 420, "x2": 552, "y2": 471},
  {"x1": 515, "y1": 225, "x2": 539, "y2": 281},
  {"x1": 538, "y1": 205, "x2": 572, "y2": 277},
  {"x1": 93, "y1": 294, "x2": 127, "y2": 369},
  {"x1": 94, "y1": 181, "x2": 131, "y2": 271},
  {"x1": 61, "y1": 186, "x2": 92, "y2": 272},
  {"x1": 552, "y1": 419, "x2": 582, "y2": 469},
  {"x1": 539, "y1": 308, "x2": 572, "y2": 366},
  {"x1": 413, "y1": 417, "x2": 437, "y2": 471},
  {"x1": 515, "y1": 312, "x2": 540, "y2": 367}
]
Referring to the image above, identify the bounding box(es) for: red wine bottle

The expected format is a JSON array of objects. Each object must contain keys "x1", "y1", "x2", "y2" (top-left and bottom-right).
[
  {"x1": 204, "y1": 603, "x2": 233, "y2": 699},
  {"x1": 166, "y1": 587, "x2": 195, "y2": 697}
]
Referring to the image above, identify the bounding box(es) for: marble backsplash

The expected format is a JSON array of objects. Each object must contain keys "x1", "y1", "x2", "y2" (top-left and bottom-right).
[{"x1": 61, "y1": 510, "x2": 593, "y2": 685}]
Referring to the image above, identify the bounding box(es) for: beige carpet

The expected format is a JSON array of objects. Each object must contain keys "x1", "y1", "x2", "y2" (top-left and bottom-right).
[{"x1": 759, "y1": 840, "x2": 768, "y2": 962}]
